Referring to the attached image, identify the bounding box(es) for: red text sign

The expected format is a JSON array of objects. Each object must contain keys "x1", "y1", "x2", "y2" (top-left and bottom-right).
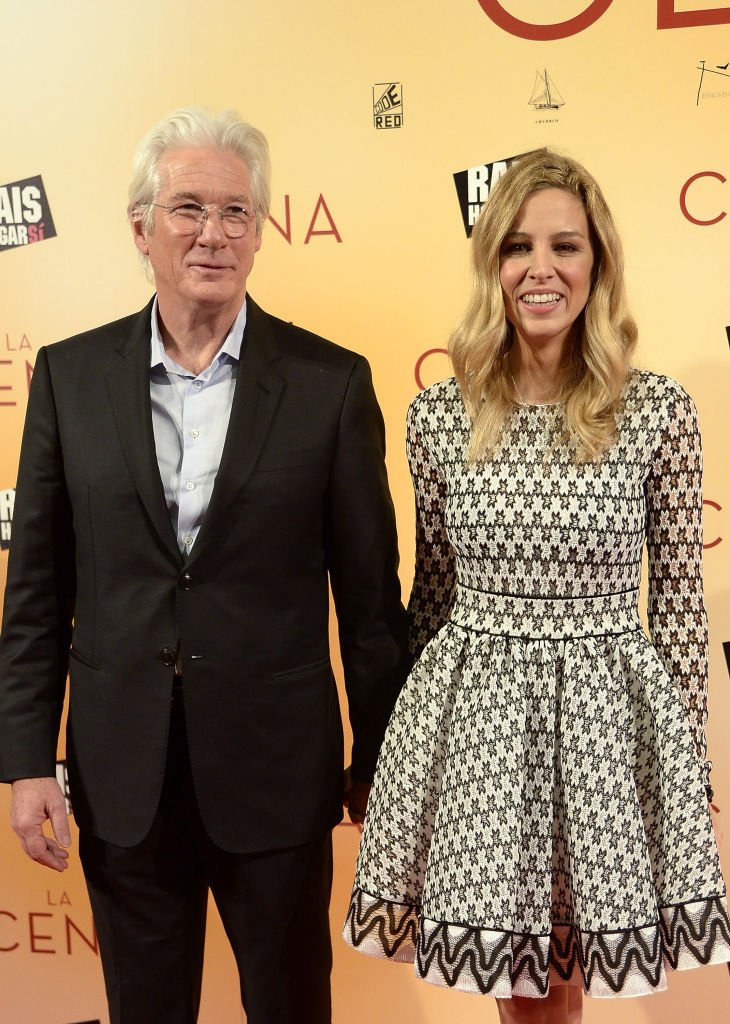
[
  {"x1": 680, "y1": 172, "x2": 726, "y2": 226},
  {"x1": 476, "y1": 1, "x2": 730, "y2": 38}
]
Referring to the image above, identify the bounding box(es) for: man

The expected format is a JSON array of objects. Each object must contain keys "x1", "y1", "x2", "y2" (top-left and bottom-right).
[{"x1": 0, "y1": 107, "x2": 407, "y2": 1024}]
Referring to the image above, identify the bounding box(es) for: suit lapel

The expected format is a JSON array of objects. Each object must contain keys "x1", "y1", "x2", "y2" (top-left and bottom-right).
[
  {"x1": 186, "y1": 297, "x2": 285, "y2": 567},
  {"x1": 105, "y1": 301, "x2": 182, "y2": 565}
]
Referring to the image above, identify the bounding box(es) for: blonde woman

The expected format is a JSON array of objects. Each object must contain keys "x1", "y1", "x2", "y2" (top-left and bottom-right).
[{"x1": 344, "y1": 150, "x2": 730, "y2": 1022}]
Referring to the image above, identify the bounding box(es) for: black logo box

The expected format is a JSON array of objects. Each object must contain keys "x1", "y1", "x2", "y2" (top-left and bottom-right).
[
  {"x1": 0, "y1": 174, "x2": 56, "y2": 252},
  {"x1": 453, "y1": 151, "x2": 536, "y2": 237}
]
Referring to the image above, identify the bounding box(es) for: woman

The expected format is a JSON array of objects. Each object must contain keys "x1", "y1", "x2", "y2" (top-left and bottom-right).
[{"x1": 343, "y1": 149, "x2": 730, "y2": 1022}]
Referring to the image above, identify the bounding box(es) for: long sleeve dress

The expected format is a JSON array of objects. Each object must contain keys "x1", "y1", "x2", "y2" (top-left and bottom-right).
[{"x1": 343, "y1": 370, "x2": 730, "y2": 998}]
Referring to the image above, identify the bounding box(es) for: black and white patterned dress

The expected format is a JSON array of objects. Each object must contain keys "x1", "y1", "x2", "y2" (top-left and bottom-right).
[{"x1": 343, "y1": 370, "x2": 730, "y2": 999}]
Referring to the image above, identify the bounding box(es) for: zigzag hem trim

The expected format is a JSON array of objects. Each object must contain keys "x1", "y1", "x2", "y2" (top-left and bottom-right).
[{"x1": 342, "y1": 888, "x2": 730, "y2": 999}]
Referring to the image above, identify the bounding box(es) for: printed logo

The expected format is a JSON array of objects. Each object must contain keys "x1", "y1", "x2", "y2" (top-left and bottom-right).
[
  {"x1": 703, "y1": 499, "x2": 722, "y2": 549},
  {"x1": 0, "y1": 896, "x2": 97, "y2": 955},
  {"x1": 530, "y1": 68, "x2": 565, "y2": 124},
  {"x1": 56, "y1": 759, "x2": 72, "y2": 815},
  {"x1": 0, "y1": 488, "x2": 13, "y2": 550},
  {"x1": 268, "y1": 194, "x2": 342, "y2": 243},
  {"x1": 453, "y1": 151, "x2": 533, "y2": 237},
  {"x1": 0, "y1": 175, "x2": 56, "y2": 252},
  {"x1": 0, "y1": 359, "x2": 16, "y2": 407},
  {"x1": 0, "y1": 357, "x2": 33, "y2": 410},
  {"x1": 373, "y1": 83, "x2": 403, "y2": 129},
  {"x1": 680, "y1": 170, "x2": 726, "y2": 225},
  {"x1": 696, "y1": 59, "x2": 730, "y2": 105},
  {"x1": 415, "y1": 348, "x2": 450, "y2": 391},
  {"x1": 475, "y1": 1, "x2": 730, "y2": 39},
  {"x1": 659, "y1": 2, "x2": 730, "y2": 31},
  {"x1": 475, "y1": 0, "x2": 615, "y2": 40}
]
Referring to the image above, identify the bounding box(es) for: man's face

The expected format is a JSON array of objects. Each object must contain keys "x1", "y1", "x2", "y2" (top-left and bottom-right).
[{"x1": 133, "y1": 146, "x2": 261, "y2": 318}]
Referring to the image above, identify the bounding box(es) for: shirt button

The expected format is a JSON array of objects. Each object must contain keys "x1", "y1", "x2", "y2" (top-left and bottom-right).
[
  {"x1": 193, "y1": 381, "x2": 203, "y2": 390},
  {"x1": 190, "y1": 429, "x2": 200, "y2": 439},
  {"x1": 185, "y1": 481, "x2": 195, "y2": 491},
  {"x1": 183, "y1": 535, "x2": 193, "y2": 547}
]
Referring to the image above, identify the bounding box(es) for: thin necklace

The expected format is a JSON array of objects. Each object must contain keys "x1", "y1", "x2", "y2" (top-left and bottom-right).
[
  {"x1": 510, "y1": 371, "x2": 527, "y2": 407},
  {"x1": 509, "y1": 365, "x2": 560, "y2": 407}
]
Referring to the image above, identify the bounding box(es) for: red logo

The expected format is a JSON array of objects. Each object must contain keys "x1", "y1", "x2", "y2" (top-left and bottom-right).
[
  {"x1": 680, "y1": 172, "x2": 726, "y2": 225},
  {"x1": 268, "y1": 194, "x2": 342, "y2": 244},
  {"x1": 0, "y1": 906, "x2": 97, "y2": 955},
  {"x1": 415, "y1": 348, "x2": 450, "y2": 391},
  {"x1": 0, "y1": 358, "x2": 34, "y2": 409},
  {"x1": 657, "y1": 1, "x2": 730, "y2": 29},
  {"x1": 703, "y1": 499, "x2": 722, "y2": 549},
  {"x1": 475, "y1": 0, "x2": 614, "y2": 40},
  {"x1": 475, "y1": 1, "x2": 730, "y2": 39}
]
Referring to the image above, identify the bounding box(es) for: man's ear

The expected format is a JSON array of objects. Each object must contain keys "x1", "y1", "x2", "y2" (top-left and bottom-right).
[{"x1": 131, "y1": 216, "x2": 150, "y2": 256}]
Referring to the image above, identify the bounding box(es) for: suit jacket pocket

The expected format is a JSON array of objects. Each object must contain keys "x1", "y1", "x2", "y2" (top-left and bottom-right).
[
  {"x1": 272, "y1": 655, "x2": 331, "y2": 680},
  {"x1": 254, "y1": 446, "x2": 324, "y2": 473},
  {"x1": 69, "y1": 646, "x2": 101, "y2": 671}
]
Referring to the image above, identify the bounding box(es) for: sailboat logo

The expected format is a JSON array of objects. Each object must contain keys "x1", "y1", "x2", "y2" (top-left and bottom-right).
[{"x1": 529, "y1": 69, "x2": 565, "y2": 111}]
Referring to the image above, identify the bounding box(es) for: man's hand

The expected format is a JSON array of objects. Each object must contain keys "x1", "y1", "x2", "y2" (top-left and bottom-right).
[
  {"x1": 343, "y1": 767, "x2": 371, "y2": 833},
  {"x1": 10, "y1": 777, "x2": 71, "y2": 872}
]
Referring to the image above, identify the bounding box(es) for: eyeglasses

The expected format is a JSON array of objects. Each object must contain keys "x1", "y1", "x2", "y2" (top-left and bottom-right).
[{"x1": 150, "y1": 201, "x2": 257, "y2": 238}]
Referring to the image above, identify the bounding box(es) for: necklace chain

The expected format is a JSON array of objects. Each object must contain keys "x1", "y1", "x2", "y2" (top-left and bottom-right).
[
  {"x1": 510, "y1": 371, "x2": 528, "y2": 407},
  {"x1": 508, "y1": 361, "x2": 560, "y2": 407}
]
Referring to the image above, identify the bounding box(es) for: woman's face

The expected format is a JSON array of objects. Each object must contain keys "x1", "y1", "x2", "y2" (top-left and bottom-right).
[{"x1": 499, "y1": 187, "x2": 594, "y2": 353}]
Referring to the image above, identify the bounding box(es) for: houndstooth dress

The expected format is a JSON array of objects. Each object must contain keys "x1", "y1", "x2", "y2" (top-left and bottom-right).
[{"x1": 343, "y1": 371, "x2": 730, "y2": 999}]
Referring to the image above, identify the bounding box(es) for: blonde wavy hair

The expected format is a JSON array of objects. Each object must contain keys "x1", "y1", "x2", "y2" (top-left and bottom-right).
[{"x1": 450, "y1": 148, "x2": 638, "y2": 462}]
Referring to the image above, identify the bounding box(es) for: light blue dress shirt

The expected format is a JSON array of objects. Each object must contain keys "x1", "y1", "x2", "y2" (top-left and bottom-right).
[{"x1": 149, "y1": 297, "x2": 246, "y2": 556}]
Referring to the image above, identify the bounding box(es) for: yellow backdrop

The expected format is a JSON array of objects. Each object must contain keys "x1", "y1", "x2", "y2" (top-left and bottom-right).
[{"x1": 1, "y1": 1, "x2": 729, "y2": 1021}]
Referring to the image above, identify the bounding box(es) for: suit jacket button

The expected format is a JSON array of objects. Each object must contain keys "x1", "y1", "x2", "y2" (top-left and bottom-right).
[
  {"x1": 180, "y1": 572, "x2": 193, "y2": 591},
  {"x1": 159, "y1": 647, "x2": 176, "y2": 667}
]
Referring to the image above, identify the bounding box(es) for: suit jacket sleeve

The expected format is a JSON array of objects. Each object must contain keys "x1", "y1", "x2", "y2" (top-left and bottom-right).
[
  {"x1": 324, "y1": 356, "x2": 408, "y2": 783},
  {"x1": 0, "y1": 346, "x2": 76, "y2": 781}
]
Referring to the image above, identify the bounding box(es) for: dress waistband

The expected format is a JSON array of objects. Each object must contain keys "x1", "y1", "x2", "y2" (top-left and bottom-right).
[{"x1": 450, "y1": 584, "x2": 642, "y2": 641}]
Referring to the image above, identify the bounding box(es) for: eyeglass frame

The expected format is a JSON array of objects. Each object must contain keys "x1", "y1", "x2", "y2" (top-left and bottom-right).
[{"x1": 147, "y1": 199, "x2": 260, "y2": 238}]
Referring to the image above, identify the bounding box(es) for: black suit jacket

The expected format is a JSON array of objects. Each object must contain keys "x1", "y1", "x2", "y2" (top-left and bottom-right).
[{"x1": 0, "y1": 297, "x2": 408, "y2": 852}]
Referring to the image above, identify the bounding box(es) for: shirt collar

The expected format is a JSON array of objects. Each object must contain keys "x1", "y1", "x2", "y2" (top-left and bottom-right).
[{"x1": 149, "y1": 295, "x2": 247, "y2": 374}]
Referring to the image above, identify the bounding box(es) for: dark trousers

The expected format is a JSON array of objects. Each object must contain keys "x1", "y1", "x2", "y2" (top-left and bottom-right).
[{"x1": 79, "y1": 685, "x2": 333, "y2": 1024}]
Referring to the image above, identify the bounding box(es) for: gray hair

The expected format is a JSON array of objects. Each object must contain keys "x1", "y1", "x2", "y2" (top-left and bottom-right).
[{"x1": 127, "y1": 107, "x2": 271, "y2": 235}]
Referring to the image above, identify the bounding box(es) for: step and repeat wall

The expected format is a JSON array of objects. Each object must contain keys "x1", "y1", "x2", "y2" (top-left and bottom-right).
[{"x1": 1, "y1": 2, "x2": 729, "y2": 1022}]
